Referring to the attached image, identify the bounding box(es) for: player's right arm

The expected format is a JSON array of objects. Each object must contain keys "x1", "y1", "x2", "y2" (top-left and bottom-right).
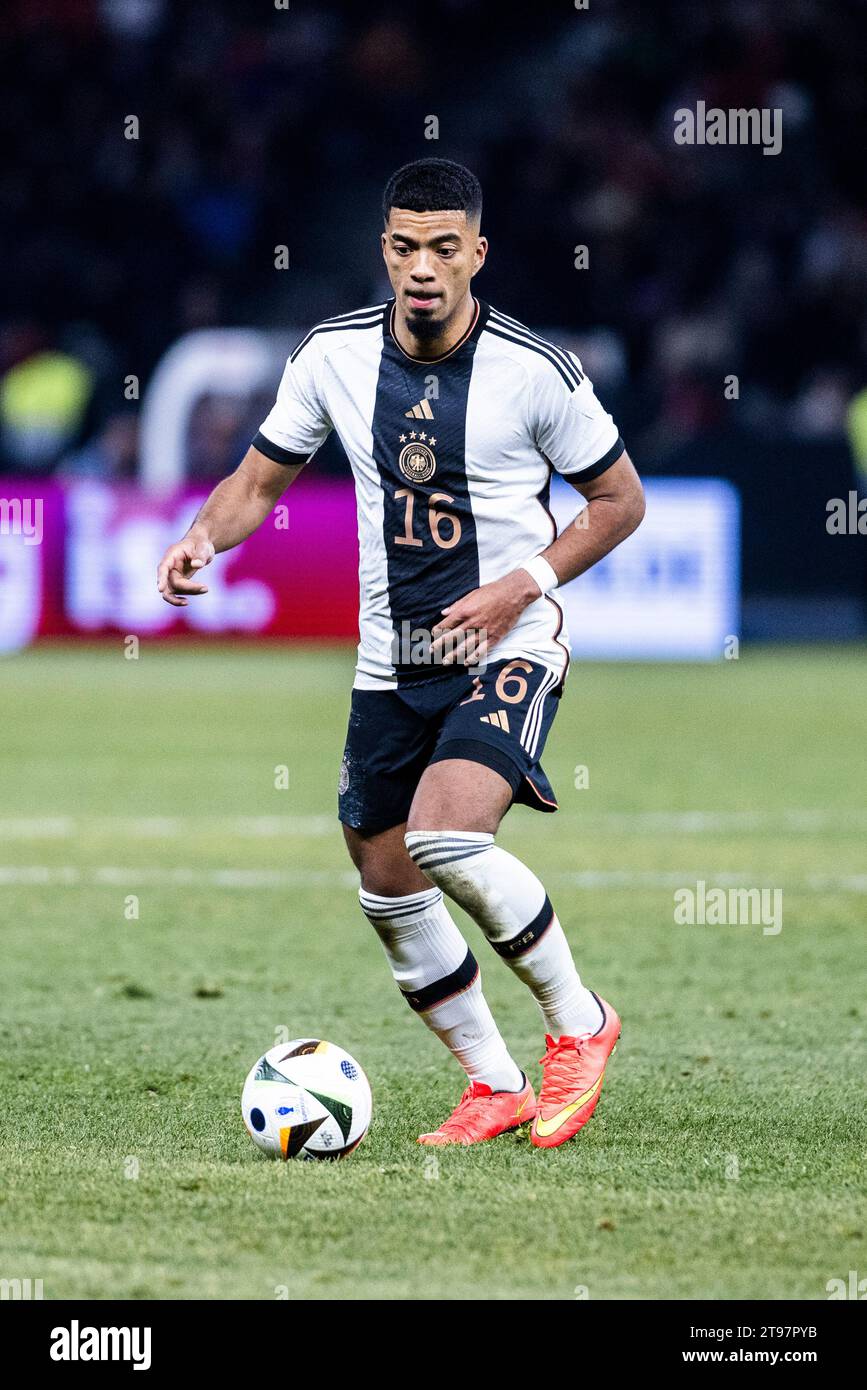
[
  {"x1": 157, "y1": 446, "x2": 305, "y2": 607},
  {"x1": 158, "y1": 333, "x2": 331, "y2": 606}
]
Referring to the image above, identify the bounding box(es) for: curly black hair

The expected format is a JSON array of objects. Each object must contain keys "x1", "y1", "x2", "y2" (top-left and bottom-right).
[{"x1": 382, "y1": 158, "x2": 482, "y2": 225}]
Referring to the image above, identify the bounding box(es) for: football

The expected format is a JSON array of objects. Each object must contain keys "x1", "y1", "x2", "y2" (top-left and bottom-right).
[{"x1": 241, "y1": 1039, "x2": 372, "y2": 1161}]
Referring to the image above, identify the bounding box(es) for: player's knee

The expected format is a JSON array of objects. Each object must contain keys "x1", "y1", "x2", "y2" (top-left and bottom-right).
[
  {"x1": 358, "y1": 867, "x2": 410, "y2": 897},
  {"x1": 404, "y1": 828, "x2": 493, "y2": 878},
  {"x1": 349, "y1": 847, "x2": 405, "y2": 897},
  {"x1": 404, "y1": 828, "x2": 435, "y2": 866},
  {"x1": 346, "y1": 836, "x2": 428, "y2": 898}
]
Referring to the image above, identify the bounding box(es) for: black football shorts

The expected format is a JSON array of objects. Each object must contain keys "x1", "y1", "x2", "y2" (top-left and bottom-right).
[{"x1": 338, "y1": 657, "x2": 563, "y2": 833}]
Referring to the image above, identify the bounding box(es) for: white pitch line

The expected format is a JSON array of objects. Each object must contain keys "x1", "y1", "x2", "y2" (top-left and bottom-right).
[
  {"x1": 0, "y1": 866, "x2": 358, "y2": 888},
  {"x1": 1, "y1": 809, "x2": 865, "y2": 839},
  {"x1": 0, "y1": 867, "x2": 865, "y2": 893},
  {"x1": 508, "y1": 809, "x2": 867, "y2": 833},
  {"x1": 0, "y1": 818, "x2": 76, "y2": 838},
  {"x1": 0, "y1": 815, "x2": 334, "y2": 839}
]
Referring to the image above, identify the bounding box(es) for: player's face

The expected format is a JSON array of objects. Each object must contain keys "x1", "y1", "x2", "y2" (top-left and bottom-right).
[{"x1": 382, "y1": 209, "x2": 487, "y2": 337}]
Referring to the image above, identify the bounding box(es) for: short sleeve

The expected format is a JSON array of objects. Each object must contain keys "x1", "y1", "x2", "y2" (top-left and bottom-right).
[
  {"x1": 533, "y1": 354, "x2": 625, "y2": 480},
  {"x1": 254, "y1": 345, "x2": 332, "y2": 465}
]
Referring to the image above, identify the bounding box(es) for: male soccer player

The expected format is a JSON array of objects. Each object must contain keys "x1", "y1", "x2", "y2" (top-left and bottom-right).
[{"x1": 157, "y1": 158, "x2": 644, "y2": 1149}]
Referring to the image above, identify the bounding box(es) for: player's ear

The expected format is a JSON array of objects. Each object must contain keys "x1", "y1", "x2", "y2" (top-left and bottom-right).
[{"x1": 471, "y1": 235, "x2": 488, "y2": 277}]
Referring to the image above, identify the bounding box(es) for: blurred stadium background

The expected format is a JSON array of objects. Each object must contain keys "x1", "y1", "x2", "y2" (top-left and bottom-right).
[{"x1": 1, "y1": 0, "x2": 866, "y2": 653}]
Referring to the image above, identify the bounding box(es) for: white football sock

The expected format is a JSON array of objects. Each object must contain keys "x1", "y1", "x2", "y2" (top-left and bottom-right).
[
  {"x1": 404, "y1": 831, "x2": 604, "y2": 1038},
  {"x1": 359, "y1": 885, "x2": 523, "y2": 1092}
]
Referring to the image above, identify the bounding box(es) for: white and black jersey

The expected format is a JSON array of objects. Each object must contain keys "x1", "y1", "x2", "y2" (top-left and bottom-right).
[{"x1": 255, "y1": 297, "x2": 625, "y2": 690}]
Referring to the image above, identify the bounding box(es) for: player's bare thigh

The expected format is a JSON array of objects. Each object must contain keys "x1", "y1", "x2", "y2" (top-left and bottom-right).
[
  {"x1": 343, "y1": 761, "x2": 511, "y2": 894},
  {"x1": 407, "y1": 758, "x2": 513, "y2": 833}
]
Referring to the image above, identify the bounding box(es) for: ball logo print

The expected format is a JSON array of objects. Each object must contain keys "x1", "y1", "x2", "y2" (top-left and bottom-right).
[{"x1": 241, "y1": 1040, "x2": 372, "y2": 1161}]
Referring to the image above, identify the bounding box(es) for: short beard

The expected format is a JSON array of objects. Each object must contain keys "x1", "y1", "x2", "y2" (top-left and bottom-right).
[{"x1": 405, "y1": 310, "x2": 442, "y2": 341}]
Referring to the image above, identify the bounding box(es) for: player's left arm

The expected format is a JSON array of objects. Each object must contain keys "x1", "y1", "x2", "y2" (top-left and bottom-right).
[
  {"x1": 540, "y1": 448, "x2": 645, "y2": 583},
  {"x1": 431, "y1": 450, "x2": 644, "y2": 664}
]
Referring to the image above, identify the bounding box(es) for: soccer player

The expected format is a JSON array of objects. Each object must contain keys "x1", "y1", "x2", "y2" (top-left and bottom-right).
[{"x1": 157, "y1": 159, "x2": 645, "y2": 1149}]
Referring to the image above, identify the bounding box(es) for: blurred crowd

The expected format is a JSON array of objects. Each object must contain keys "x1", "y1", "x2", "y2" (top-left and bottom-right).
[{"x1": 1, "y1": 0, "x2": 866, "y2": 481}]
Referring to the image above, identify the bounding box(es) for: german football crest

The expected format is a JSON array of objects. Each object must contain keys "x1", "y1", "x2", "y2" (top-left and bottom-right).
[{"x1": 398, "y1": 440, "x2": 436, "y2": 483}]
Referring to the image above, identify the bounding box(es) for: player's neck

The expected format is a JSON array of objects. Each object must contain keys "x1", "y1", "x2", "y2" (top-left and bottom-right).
[{"x1": 392, "y1": 292, "x2": 477, "y2": 361}]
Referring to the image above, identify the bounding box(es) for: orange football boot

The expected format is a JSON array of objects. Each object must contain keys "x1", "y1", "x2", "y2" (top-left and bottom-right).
[
  {"x1": 418, "y1": 1074, "x2": 536, "y2": 1146},
  {"x1": 531, "y1": 993, "x2": 621, "y2": 1149}
]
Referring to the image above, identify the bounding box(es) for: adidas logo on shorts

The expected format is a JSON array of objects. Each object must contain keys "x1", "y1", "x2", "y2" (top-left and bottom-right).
[{"x1": 480, "y1": 709, "x2": 510, "y2": 732}]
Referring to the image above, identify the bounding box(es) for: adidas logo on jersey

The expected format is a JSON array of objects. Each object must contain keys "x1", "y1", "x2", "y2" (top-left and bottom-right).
[
  {"x1": 480, "y1": 710, "x2": 510, "y2": 732},
  {"x1": 405, "y1": 399, "x2": 434, "y2": 420}
]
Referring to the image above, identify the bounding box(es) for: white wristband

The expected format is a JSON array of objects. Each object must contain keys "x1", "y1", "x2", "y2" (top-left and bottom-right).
[{"x1": 520, "y1": 554, "x2": 559, "y2": 595}]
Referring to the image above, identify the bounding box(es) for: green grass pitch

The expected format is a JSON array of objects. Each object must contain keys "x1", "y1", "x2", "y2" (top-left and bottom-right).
[{"x1": 0, "y1": 642, "x2": 864, "y2": 1300}]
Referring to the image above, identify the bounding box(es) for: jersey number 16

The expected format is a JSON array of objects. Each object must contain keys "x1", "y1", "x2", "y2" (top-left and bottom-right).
[{"x1": 393, "y1": 488, "x2": 461, "y2": 551}]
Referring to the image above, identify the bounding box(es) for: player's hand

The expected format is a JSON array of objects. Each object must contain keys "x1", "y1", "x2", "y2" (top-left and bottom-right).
[
  {"x1": 156, "y1": 534, "x2": 215, "y2": 607},
  {"x1": 430, "y1": 569, "x2": 541, "y2": 665}
]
